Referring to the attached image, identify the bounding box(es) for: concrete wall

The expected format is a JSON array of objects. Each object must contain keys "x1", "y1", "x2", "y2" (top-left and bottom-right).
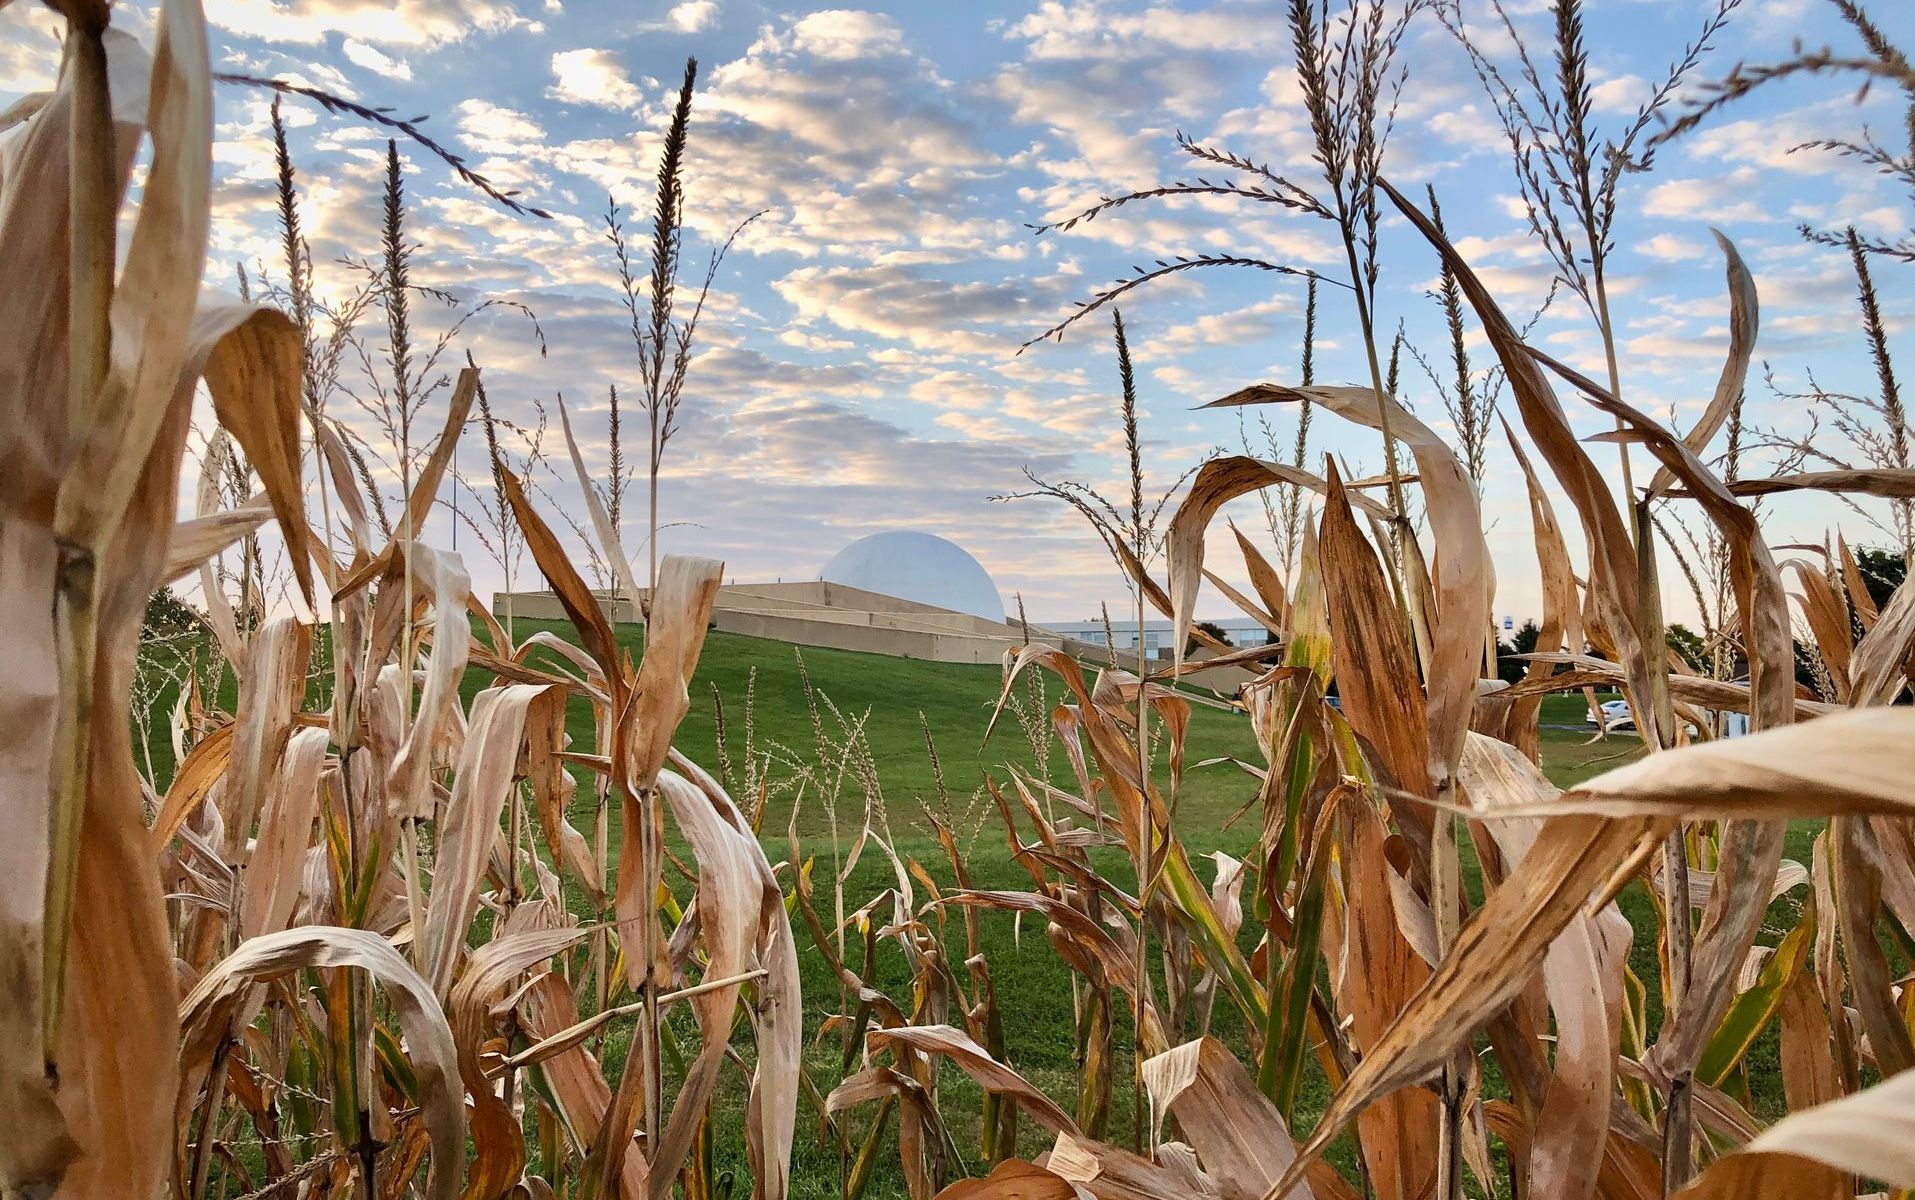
[
  {"x1": 491, "y1": 585, "x2": 1076, "y2": 664},
  {"x1": 489, "y1": 585, "x2": 1256, "y2": 695},
  {"x1": 712, "y1": 609, "x2": 1018, "y2": 665}
]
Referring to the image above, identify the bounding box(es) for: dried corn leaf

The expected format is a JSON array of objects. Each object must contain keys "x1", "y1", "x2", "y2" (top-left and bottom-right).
[
  {"x1": 1380, "y1": 179, "x2": 1659, "y2": 763},
  {"x1": 197, "y1": 304, "x2": 312, "y2": 603},
  {"x1": 1164, "y1": 456, "x2": 1392, "y2": 671},
  {"x1": 516, "y1": 972, "x2": 650, "y2": 1197},
  {"x1": 1209, "y1": 382, "x2": 1491, "y2": 807},
  {"x1": 178, "y1": 926, "x2": 464, "y2": 1200},
  {"x1": 1229, "y1": 521, "x2": 1293, "y2": 631},
  {"x1": 1497, "y1": 656, "x2": 1836, "y2": 721},
  {"x1": 1504, "y1": 418, "x2": 1579, "y2": 762},
  {"x1": 1850, "y1": 568, "x2": 1915, "y2": 707},
  {"x1": 387, "y1": 544, "x2": 472, "y2": 827},
  {"x1": 222, "y1": 617, "x2": 312, "y2": 858},
  {"x1": 1643, "y1": 231, "x2": 1757, "y2": 500},
  {"x1": 1315, "y1": 465, "x2": 1431, "y2": 804},
  {"x1": 555, "y1": 391, "x2": 641, "y2": 611},
  {"x1": 1677, "y1": 1064, "x2": 1915, "y2": 1197},
  {"x1": 1538, "y1": 242, "x2": 1794, "y2": 1089},
  {"x1": 239, "y1": 725, "x2": 329, "y2": 939},
  {"x1": 933, "y1": 1159, "x2": 1079, "y2": 1199},
  {"x1": 636, "y1": 769, "x2": 768, "y2": 1196},
  {"x1": 423, "y1": 684, "x2": 563, "y2": 995},
  {"x1": 1141, "y1": 1037, "x2": 1314, "y2": 1200},
  {"x1": 1264, "y1": 809, "x2": 1660, "y2": 1200},
  {"x1": 1714, "y1": 467, "x2": 1915, "y2": 499},
  {"x1": 450, "y1": 926, "x2": 591, "y2": 1200},
  {"x1": 1335, "y1": 781, "x2": 1438, "y2": 1200},
  {"x1": 668, "y1": 750, "x2": 803, "y2": 1200},
  {"x1": 1045, "y1": 1131, "x2": 1214, "y2": 1199},
  {"x1": 331, "y1": 368, "x2": 479, "y2": 600},
  {"x1": 1460, "y1": 734, "x2": 1630, "y2": 1200},
  {"x1": 162, "y1": 492, "x2": 272, "y2": 583},
  {"x1": 1483, "y1": 710, "x2": 1915, "y2": 820},
  {"x1": 871, "y1": 1024, "x2": 1081, "y2": 1138},
  {"x1": 0, "y1": 523, "x2": 70, "y2": 1190},
  {"x1": 498, "y1": 464, "x2": 623, "y2": 697},
  {"x1": 625, "y1": 555, "x2": 724, "y2": 791},
  {"x1": 522, "y1": 691, "x2": 604, "y2": 907}
]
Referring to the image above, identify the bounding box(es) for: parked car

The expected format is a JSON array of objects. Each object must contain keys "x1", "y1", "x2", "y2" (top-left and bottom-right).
[{"x1": 1588, "y1": 697, "x2": 1704, "y2": 737}]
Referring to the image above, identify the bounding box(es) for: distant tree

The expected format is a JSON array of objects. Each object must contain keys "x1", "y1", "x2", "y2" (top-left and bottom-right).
[
  {"x1": 143, "y1": 586, "x2": 204, "y2": 638},
  {"x1": 1665, "y1": 624, "x2": 1707, "y2": 673},
  {"x1": 1512, "y1": 619, "x2": 1540, "y2": 657},
  {"x1": 1495, "y1": 618, "x2": 1540, "y2": 683},
  {"x1": 1854, "y1": 546, "x2": 1906, "y2": 612},
  {"x1": 1188, "y1": 621, "x2": 1234, "y2": 655}
]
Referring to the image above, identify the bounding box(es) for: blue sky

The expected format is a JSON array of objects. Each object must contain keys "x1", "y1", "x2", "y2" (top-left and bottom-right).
[{"x1": 4, "y1": 0, "x2": 1911, "y2": 627}]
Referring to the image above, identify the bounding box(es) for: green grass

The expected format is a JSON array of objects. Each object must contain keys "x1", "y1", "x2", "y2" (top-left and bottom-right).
[
  {"x1": 479, "y1": 619, "x2": 1275, "y2": 1194},
  {"x1": 485, "y1": 617, "x2": 1630, "y2": 840},
  {"x1": 138, "y1": 620, "x2": 1811, "y2": 1197},
  {"x1": 476, "y1": 620, "x2": 1690, "y2": 1196}
]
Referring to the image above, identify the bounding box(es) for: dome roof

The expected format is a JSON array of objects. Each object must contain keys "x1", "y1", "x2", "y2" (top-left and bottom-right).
[{"x1": 819, "y1": 532, "x2": 1005, "y2": 622}]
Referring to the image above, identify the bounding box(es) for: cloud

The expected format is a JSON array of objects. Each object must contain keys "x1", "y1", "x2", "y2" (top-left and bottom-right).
[
  {"x1": 1148, "y1": 296, "x2": 1294, "y2": 357},
  {"x1": 1624, "y1": 329, "x2": 1734, "y2": 363},
  {"x1": 342, "y1": 38, "x2": 413, "y2": 80},
  {"x1": 789, "y1": 10, "x2": 905, "y2": 60},
  {"x1": 779, "y1": 329, "x2": 857, "y2": 353},
  {"x1": 457, "y1": 99, "x2": 546, "y2": 151},
  {"x1": 1587, "y1": 73, "x2": 1647, "y2": 114},
  {"x1": 774, "y1": 262, "x2": 1067, "y2": 354},
  {"x1": 1642, "y1": 168, "x2": 1773, "y2": 224},
  {"x1": 0, "y1": 5, "x2": 63, "y2": 92},
  {"x1": 549, "y1": 47, "x2": 646, "y2": 110},
  {"x1": 211, "y1": 0, "x2": 529, "y2": 47},
  {"x1": 1639, "y1": 234, "x2": 1707, "y2": 263},
  {"x1": 46, "y1": 0, "x2": 1899, "y2": 627},
  {"x1": 540, "y1": 18, "x2": 1008, "y2": 261},
  {"x1": 668, "y1": 1, "x2": 718, "y2": 33},
  {"x1": 1678, "y1": 89, "x2": 1905, "y2": 175},
  {"x1": 1000, "y1": 0, "x2": 1287, "y2": 60}
]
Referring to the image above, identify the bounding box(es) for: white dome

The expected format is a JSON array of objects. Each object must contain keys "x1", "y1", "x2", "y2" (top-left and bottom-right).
[{"x1": 819, "y1": 532, "x2": 1005, "y2": 622}]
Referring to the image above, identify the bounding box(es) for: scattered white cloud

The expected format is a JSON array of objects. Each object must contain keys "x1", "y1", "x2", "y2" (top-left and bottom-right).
[
  {"x1": 342, "y1": 38, "x2": 413, "y2": 80},
  {"x1": 1642, "y1": 168, "x2": 1773, "y2": 224},
  {"x1": 774, "y1": 263, "x2": 1059, "y2": 354},
  {"x1": 1639, "y1": 234, "x2": 1707, "y2": 263},
  {"x1": 549, "y1": 47, "x2": 645, "y2": 110},
  {"x1": 457, "y1": 99, "x2": 546, "y2": 150},
  {"x1": 0, "y1": 0, "x2": 1892, "y2": 622},
  {"x1": 789, "y1": 10, "x2": 905, "y2": 59},
  {"x1": 0, "y1": 5, "x2": 64, "y2": 92},
  {"x1": 1588, "y1": 73, "x2": 1647, "y2": 114},
  {"x1": 212, "y1": 0, "x2": 528, "y2": 47},
  {"x1": 1000, "y1": 0, "x2": 1286, "y2": 60},
  {"x1": 667, "y1": 1, "x2": 719, "y2": 33}
]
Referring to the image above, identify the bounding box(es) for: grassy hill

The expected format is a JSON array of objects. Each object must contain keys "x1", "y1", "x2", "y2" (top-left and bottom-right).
[
  {"x1": 481, "y1": 616, "x2": 1638, "y2": 851},
  {"x1": 145, "y1": 618, "x2": 1814, "y2": 1196},
  {"x1": 469, "y1": 619, "x2": 1720, "y2": 1193},
  {"x1": 141, "y1": 614, "x2": 1642, "y2": 839}
]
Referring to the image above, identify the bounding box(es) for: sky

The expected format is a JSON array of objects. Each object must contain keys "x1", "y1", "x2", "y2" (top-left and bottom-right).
[{"x1": 4, "y1": 0, "x2": 1912, "y2": 629}]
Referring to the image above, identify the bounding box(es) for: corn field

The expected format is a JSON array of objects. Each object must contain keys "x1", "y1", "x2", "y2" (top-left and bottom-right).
[{"x1": 7, "y1": 2, "x2": 1915, "y2": 1200}]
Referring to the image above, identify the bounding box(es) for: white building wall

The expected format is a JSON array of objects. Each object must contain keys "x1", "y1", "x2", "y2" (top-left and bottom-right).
[{"x1": 1042, "y1": 617, "x2": 1275, "y2": 653}]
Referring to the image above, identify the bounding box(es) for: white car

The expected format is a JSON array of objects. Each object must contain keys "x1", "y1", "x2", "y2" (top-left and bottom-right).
[
  {"x1": 1595, "y1": 699, "x2": 1635, "y2": 730},
  {"x1": 1590, "y1": 698, "x2": 1703, "y2": 737}
]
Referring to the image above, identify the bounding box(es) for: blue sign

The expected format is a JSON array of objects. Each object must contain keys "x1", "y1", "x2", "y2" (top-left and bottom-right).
[{"x1": 1502, "y1": 615, "x2": 1514, "y2": 631}]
